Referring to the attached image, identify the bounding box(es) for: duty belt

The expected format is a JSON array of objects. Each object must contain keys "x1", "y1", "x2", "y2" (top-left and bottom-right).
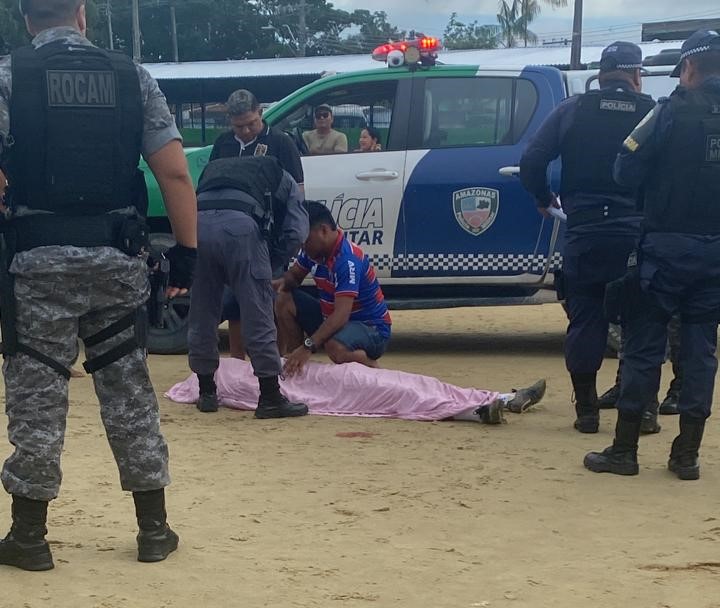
[
  {"x1": 197, "y1": 191, "x2": 273, "y2": 238},
  {"x1": 196, "y1": 189, "x2": 265, "y2": 214},
  {"x1": 566, "y1": 206, "x2": 642, "y2": 230},
  {"x1": 12, "y1": 214, "x2": 126, "y2": 252},
  {"x1": 9, "y1": 213, "x2": 149, "y2": 258},
  {"x1": 0, "y1": 215, "x2": 149, "y2": 379}
]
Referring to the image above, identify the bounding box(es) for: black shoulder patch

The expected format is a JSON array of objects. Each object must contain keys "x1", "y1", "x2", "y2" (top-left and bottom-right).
[
  {"x1": 599, "y1": 99, "x2": 637, "y2": 112},
  {"x1": 46, "y1": 70, "x2": 116, "y2": 108}
]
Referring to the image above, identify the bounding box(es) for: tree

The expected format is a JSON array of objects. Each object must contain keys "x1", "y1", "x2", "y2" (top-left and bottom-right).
[
  {"x1": 497, "y1": 0, "x2": 568, "y2": 48},
  {"x1": 316, "y1": 10, "x2": 406, "y2": 55},
  {"x1": 0, "y1": 0, "x2": 27, "y2": 52},
  {"x1": 0, "y1": 0, "x2": 405, "y2": 60},
  {"x1": 256, "y1": 0, "x2": 355, "y2": 57},
  {"x1": 353, "y1": 10, "x2": 404, "y2": 45},
  {"x1": 0, "y1": 0, "x2": 105, "y2": 53},
  {"x1": 520, "y1": 0, "x2": 567, "y2": 46},
  {"x1": 443, "y1": 12, "x2": 500, "y2": 50},
  {"x1": 497, "y1": 0, "x2": 522, "y2": 48},
  {"x1": 105, "y1": 0, "x2": 279, "y2": 62}
]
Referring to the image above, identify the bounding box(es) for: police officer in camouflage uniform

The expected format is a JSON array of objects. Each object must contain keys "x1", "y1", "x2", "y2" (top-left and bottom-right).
[
  {"x1": 658, "y1": 316, "x2": 683, "y2": 414},
  {"x1": 585, "y1": 30, "x2": 720, "y2": 480},
  {"x1": 520, "y1": 42, "x2": 655, "y2": 434},
  {"x1": 189, "y1": 156, "x2": 309, "y2": 417},
  {"x1": 0, "y1": 0, "x2": 197, "y2": 571},
  {"x1": 598, "y1": 315, "x2": 683, "y2": 417}
]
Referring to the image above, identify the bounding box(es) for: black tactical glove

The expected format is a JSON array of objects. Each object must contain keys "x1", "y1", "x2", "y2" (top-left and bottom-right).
[{"x1": 165, "y1": 244, "x2": 197, "y2": 290}]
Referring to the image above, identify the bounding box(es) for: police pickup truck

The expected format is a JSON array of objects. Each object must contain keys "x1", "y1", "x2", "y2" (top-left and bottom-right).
[{"x1": 143, "y1": 36, "x2": 676, "y2": 353}]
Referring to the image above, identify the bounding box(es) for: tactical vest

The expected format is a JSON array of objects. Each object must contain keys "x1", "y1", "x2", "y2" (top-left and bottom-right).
[
  {"x1": 6, "y1": 42, "x2": 145, "y2": 216},
  {"x1": 643, "y1": 88, "x2": 720, "y2": 235},
  {"x1": 560, "y1": 88, "x2": 655, "y2": 199},
  {"x1": 196, "y1": 156, "x2": 287, "y2": 245}
]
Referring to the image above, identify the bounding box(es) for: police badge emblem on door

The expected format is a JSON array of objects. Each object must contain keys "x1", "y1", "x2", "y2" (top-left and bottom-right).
[{"x1": 452, "y1": 188, "x2": 500, "y2": 236}]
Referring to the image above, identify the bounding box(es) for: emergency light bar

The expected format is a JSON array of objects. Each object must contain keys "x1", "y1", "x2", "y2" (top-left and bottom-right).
[{"x1": 372, "y1": 35, "x2": 442, "y2": 66}]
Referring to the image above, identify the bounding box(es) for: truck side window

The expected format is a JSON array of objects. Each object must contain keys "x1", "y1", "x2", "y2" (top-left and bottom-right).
[
  {"x1": 421, "y1": 77, "x2": 538, "y2": 148},
  {"x1": 274, "y1": 81, "x2": 398, "y2": 156}
]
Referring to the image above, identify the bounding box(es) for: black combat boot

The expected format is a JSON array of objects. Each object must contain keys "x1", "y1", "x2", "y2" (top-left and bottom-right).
[
  {"x1": 196, "y1": 373, "x2": 219, "y2": 413},
  {"x1": 659, "y1": 364, "x2": 682, "y2": 415},
  {"x1": 0, "y1": 496, "x2": 54, "y2": 571},
  {"x1": 133, "y1": 489, "x2": 179, "y2": 563},
  {"x1": 571, "y1": 372, "x2": 599, "y2": 433},
  {"x1": 255, "y1": 376, "x2": 309, "y2": 419},
  {"x1": 668, "y1": 416, "x2": 705, "y2": 481},
  {"x1": 584, "y1": 415, "x2": 641, "y2": 476},
  {"x1": 597, "y1": 361, "x2": 622, "y2": 409},
  {"x1": 640, "y1": 399, "x2": 662, "y2": 435}
]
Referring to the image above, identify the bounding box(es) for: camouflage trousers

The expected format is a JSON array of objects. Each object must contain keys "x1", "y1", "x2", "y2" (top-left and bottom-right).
[
  {"x1": 2, "y1": 246, "x2": 170, "y2": 501},
  {"x1": 612, "y1": 314, "x2": 681, "y2": 362}
]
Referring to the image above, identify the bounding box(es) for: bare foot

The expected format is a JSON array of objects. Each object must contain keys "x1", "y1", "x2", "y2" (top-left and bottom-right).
[{"x1": 70, "y1": 368, "x2": 85, "y2": 378}]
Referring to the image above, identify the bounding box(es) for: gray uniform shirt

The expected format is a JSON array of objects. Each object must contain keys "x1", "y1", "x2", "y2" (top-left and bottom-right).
[
  {"x1": 274, "y1": 172, "x2": 309, "y2": 265},
  {"x1": 0, "y1": 26, "x2": 181, "y2": 162},
  {"x1": 196, "y1": 171, "x2": 309, "y2": 268}
]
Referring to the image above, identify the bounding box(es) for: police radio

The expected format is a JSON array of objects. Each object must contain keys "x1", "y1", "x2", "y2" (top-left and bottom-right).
[{"x1": 262, "y1": 190, "x2": 275, "y2": 240}]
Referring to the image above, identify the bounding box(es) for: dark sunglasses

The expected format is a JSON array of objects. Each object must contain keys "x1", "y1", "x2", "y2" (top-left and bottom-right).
[{"x1": 315, "y1": 112, "x2": 330, "y2": 119}]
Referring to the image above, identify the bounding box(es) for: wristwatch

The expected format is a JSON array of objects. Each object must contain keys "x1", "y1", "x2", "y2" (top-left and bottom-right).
[{"x1": 303, "y1": 337, "x2": 317, "y2": 353}]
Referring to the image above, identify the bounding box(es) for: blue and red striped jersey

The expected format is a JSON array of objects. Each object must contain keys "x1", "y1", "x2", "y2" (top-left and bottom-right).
[{"x1": 294, "y1": 231, "x2": 391, "y2": 338}]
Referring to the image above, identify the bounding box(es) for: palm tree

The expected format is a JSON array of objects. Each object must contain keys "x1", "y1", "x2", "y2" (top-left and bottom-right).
[
  {"x1": 518, "y1": 1, "x2": 540, "y2": 46},
  {"x1": 498, "y1": 0, "x2": 568, "y2": 48},
  {"x1": 497, "y1": 0, "x2": 522, "y2": 48}
]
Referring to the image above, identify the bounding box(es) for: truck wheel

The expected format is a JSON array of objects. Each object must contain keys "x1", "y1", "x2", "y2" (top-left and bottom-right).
[{"x1": 146, "y1": 233, "x2": 191, "y2": 355}]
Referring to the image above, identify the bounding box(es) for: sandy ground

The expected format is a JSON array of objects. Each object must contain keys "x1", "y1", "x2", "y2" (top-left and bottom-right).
[{"x1": 2, "y1": 303, "x2": 720, "y2": 608}]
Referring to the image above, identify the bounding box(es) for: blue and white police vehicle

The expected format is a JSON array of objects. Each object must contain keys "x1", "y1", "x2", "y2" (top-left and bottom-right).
[{"x1": 145, "y1": 35, "x2": 676, "y2": 352}]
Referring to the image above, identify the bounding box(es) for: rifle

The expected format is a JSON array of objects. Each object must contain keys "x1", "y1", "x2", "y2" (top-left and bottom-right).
[
  {"x1": 147, "y1": 254, "x2": 170, "y2": 329},
  {"x1": 0, "y1": 228, "x2": 17, "y2": 357}
]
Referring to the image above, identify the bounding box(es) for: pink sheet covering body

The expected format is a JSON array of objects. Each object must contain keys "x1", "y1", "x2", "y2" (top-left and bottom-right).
[{"x1": 165, "y1": 358, "x2": 501, "y2": 421}]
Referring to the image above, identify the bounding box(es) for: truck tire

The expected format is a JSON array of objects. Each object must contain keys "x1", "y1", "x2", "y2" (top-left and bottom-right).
[{"x1": 146, "y1": 233, "x2": 191, "y2": 355}]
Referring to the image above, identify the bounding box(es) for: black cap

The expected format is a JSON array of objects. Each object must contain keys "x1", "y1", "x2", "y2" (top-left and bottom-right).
[
  {"x1": 671, "y1": 29, "x2": 720, "y2": 77},
  {"x1": 599, "y1": 41, "x2": 643, "y2": 71},
  {"x1": 314, "y1": 104, "x2": 332, "y2": 114}
]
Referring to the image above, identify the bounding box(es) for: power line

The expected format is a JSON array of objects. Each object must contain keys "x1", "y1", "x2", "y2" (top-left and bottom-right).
[
  {"x1": 411, "y1": 8, "x2": 720, "y2": 41},
  {"x1": 534, "y1": 8, "x2": 720, "y2": 39}
]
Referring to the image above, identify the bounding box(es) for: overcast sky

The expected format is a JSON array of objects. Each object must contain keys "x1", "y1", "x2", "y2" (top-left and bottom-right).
[{"x1": 334, "y1": 1, "x2": 719, "y2": 45}]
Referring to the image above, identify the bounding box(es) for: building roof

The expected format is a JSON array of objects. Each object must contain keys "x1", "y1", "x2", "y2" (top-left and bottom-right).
[
  {"x1": 142, "y1": 42, "x2": 683, "y2": 81},
  {"x1": 642, "y1": 18, "x2": 720, "y2": 42}
]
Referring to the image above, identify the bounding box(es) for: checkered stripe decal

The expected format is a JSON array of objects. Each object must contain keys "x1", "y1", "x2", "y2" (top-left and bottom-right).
[
  {"x1": 370, "y1": 252, "x2": 564, "y2": 273},
  {"x1": 370, "y1": 254, "x2": 394, "y2": 271}
]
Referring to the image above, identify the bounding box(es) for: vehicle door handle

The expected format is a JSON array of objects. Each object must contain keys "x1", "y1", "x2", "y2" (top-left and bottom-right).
[
  {"x1": 499, "y1": 166, "x2": 521, "y2": 177},
  {"x1": 355, "y1": 170, "x2": 399, "y2": 181}
]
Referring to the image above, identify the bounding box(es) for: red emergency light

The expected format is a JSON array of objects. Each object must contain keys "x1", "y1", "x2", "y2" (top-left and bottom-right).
[
  {"x1": 419, "y1": 37, "x2": 440, "y2": 51},
  {"x1": 372, "y1": 36, "x2": 442, "y2": 64}
]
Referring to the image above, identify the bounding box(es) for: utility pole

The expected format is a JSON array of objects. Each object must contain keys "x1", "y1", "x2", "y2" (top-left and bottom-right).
[
  {"x1": 170, "y1": 2, "x2": 179, "y2": 62},
  {"x1": 106, "y1": 0, "x2": 114, "y2": 50},
  {"x1": 297, "y1": 0, "x2": 307, "y2": 57},
  {"x1": 570, "y1": 0, "x2": 583, "y2": 70},
  {"x1": 132, "y1": 0, "x2": 141, "y2": 62}
]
